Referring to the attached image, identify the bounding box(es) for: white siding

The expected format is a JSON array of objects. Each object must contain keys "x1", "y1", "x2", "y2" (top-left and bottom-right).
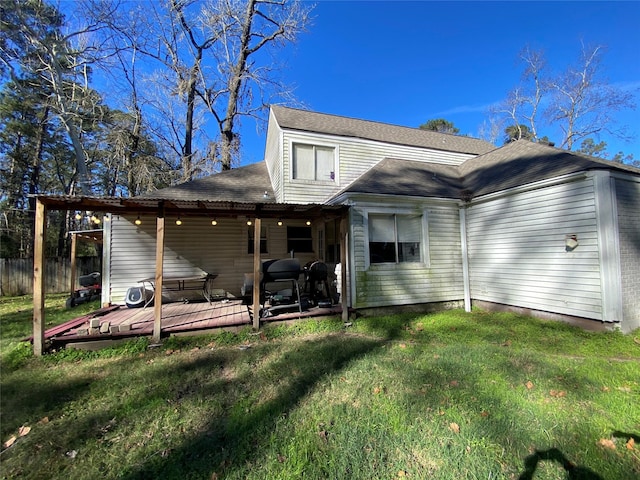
[
  {"x1": 350, "y1": 202, "x2": 464, "y2": 308},
  {"x1": 466, "y1": 178, "x2": 603, "y2": 319},
  {"x1": 108, "y1": 215, "x2": 319, "y2": 305},
  {"x1": 281, "y1": 130, "x2": 476, "y2": 204},
  {"x1": 265, "y1": 112, "x2": 284, "y2": 202}
]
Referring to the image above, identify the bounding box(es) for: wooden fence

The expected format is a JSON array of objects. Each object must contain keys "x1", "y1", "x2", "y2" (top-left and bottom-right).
[{"x1": 0, "y1": 257, "x2": 101, "y2": 296}]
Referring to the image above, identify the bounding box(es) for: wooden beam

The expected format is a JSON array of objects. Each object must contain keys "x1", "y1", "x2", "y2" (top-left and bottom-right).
[
  {"x1": 340, "y1": 214, "x2": 349, "y2": 322},
  {"x1": 33, "y1": 199, "x2": 47, "y2": 356},
  {"x1": 252, "y1": 218, "x2": 262, "y2": 329},
  {"x1": 70, "y1": 232, "x2": 77, "y2": 296},
  {"x1": 152, "y1": 213, "x2": 165, "y2": 343}
]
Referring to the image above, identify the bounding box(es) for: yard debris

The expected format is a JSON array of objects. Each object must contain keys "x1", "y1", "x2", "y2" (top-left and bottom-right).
[
  {"x1": 597, "y1": 438, "x2": 616, "y2": 450},
  {"x1": 525, "y1": 381, "x2": 534, "y2": 390},
  {"x1": 449, "y1": 422, "x2": 460, "y2": 434},
  {"x1": 66, "y1": 450, "x2": 78, "y2": 459},
  {"x1": 549, "y1": 390, "x2": 567, "y2": 398},
  {"x1": 627, "y1": 438, "x2": 636, "y2": 450},
  {"x1": 237, "y1": 344, "x2": 252, "y2": 350},
  {"x1": 3, "y1": 436, "x2": 16, "y2": 449},
  {"x1": 3, "y1": 424, "x2": 31, "y2": 449}
]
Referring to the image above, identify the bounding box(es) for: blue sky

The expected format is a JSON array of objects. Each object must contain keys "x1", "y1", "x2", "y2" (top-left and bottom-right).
[{"x1": 238, "y1": 0, "x2": 640, "y2": 165}]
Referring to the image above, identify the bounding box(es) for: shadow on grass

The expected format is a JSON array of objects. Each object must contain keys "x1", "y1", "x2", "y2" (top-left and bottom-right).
[
  {"x1": 612, "y1": 430, "x2": 640, "y2": 443},
  {"x1": 518, "y1": 448, "x2": 603, "y2": 480},
  {"x1": 117, "y1": 333, "x2": 383, "y2": 479},
  {"x1": 0, "y1": 374, "x2": 95, "y2": 438}
]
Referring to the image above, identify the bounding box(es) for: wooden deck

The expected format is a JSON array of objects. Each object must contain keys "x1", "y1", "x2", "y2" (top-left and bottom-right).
[{"x1": 46, "y1": 299, "x2": 343, "y2": 348}]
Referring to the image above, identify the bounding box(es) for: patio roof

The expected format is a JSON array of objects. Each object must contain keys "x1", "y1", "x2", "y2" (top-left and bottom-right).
[{"x1": 32, "y1": 195, "x2": 349, "y2": 221}]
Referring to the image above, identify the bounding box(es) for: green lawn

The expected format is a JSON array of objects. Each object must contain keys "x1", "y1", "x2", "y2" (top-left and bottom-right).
[{"x1": 1, "y1": 295, "x2": 638, "y2": 479}]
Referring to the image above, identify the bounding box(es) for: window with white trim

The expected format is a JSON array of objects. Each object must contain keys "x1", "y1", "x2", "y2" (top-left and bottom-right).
[
  {"x1": 368, "y1": 213, "x2": 423, "y2": 264},
  {"x1": 292, "y1": 143, "x2": 335, "y2": 181}
]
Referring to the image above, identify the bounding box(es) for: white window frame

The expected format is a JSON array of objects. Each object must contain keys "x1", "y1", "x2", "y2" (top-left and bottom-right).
[
  {"x1": 289, "y1": 140, "x2": 339, "y2": 184},
  {"x1": 363, "y1": 207, "x2": 430, "y2": 270}
]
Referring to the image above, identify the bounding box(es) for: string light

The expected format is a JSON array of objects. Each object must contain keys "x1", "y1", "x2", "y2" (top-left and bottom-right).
[
  {"x1": 135, "y1": 215, "x2": 142, "y2": 225},
  {"x1": 176, "y1": 217, "x2": 182, "y2": 226},
  {"x1": 211, "y1": 218, "x2": 217, "y2": 226}
]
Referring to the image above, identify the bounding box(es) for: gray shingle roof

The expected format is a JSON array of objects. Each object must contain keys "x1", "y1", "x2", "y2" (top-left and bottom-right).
[
  {"x1": 271, "y1": 105, "x2": 495, "y2": 156},
  {"x1": 337, "y1": 158, "x2": 465, "y2": 199},
  {"x1": 461, "y1": 140, "x2": 640, "y2": 198},
  {"x1": 339, "y1": 140, "x2": 640, "y2": 201},
  {"x1": 139, "y1": 162, "x2": 275, "y2": 203}
]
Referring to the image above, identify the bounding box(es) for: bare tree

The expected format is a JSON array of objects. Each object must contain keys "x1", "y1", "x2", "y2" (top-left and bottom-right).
[
  {"x1": 125, "y1": 0, "x2": 311, "y2": 178},
  {"x1": 546, "y1": 43, "x2": 635, "y2": 150},
  {"x1": 209, "y1": 0, "x2": 311, "y2": 170},
  {"x1": 492, "y1": 43, "x2": 636, "y2": 150},
  {"x1": 490, "y1": 47, "x2": 547, "y2": 143}
]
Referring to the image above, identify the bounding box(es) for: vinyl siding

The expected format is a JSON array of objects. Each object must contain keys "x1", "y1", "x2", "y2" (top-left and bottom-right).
[
  {"x1": 616, "y1": 176, "x2": 640, "y2": 332},
  {"x1": 108, "y1": 215, "x2": 318, "y2": 305},
  {"x1": 281, "y1": 130, "x2": 476, "y2": 204},
  {"x1": 466, "y1": 178, "x2": 603, "y2": 319},
  {"x1": 265, "y1": 111, "x2": 284, "y2": 202},
  {"x1": 350, "y1": 202, "x2": 464, "y2": 308}
]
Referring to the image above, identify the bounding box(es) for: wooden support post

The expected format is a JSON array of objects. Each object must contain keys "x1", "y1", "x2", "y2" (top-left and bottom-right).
[
  {"x1": 152, "y1": 213, "x2": 165, "y2": 343},
  {"x1": 70, "y1": 232, "x2": 77, "y2": 296},
  {"x1": 340, "y1": 213, "x2": 349, "y2": 322},
  {"x1": 252, "y1": 218, "x2": 262, "y2": 329},
  {"x1": 33, "y1": 199, "x2": 46, "y2": 356}
]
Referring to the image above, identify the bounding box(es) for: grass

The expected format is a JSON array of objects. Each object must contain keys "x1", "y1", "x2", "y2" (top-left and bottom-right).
[{"x1": 1, "y1": 296, "x2": 638, "y2": 479}]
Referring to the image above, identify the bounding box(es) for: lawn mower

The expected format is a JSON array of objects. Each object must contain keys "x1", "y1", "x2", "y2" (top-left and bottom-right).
[{"x1": 65, "y1": 272, "x2": 101, "y2": 308}]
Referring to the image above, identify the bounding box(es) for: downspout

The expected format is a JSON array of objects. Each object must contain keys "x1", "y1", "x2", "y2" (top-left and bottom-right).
[{"x1": 459, "y1": 206, "x2": 471, "y2": 312}]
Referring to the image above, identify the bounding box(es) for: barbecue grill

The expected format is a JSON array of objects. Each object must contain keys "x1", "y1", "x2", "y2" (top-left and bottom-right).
[
  {"x1": 260, "y1": 258, "x2": 303, "y2": 317},
  {"x1": 303, "y1": 261, "x2": 332, "y2": 305}
]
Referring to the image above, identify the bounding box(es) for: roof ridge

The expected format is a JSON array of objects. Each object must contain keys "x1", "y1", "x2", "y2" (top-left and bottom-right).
[
  {"x1": 272, "y1": 105, "x2": 480, "y2": 141},
  {"x1": 271, "y1": 105, "x2": 495, "y2": 155}
]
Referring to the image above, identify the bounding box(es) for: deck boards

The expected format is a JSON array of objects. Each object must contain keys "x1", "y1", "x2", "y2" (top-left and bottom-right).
[{"x1": 46, "y1": 299, "x2": 342, "y2": 347}]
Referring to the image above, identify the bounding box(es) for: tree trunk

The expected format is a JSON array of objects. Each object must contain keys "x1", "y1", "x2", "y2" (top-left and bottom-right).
[{"x1": 220, "y1": 0, "x2": 257, "y2": 171}]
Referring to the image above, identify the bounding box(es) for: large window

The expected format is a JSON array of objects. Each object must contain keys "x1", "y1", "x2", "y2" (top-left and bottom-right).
[
  {"x1": 292, "y1": 143, "x2": 335, "y2": 181},
  {"x1": 368, "y1": 214, "x2": 423, "y2": 264}
]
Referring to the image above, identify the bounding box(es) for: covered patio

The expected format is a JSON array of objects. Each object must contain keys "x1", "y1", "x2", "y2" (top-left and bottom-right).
[{"x1": 31, "y1": 194, "x2": 350, "y2": 355}]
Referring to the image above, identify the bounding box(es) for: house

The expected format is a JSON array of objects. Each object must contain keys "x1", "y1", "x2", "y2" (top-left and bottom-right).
[{"x1": 96, "y1": 106, "x2": 640, "y2": 334}]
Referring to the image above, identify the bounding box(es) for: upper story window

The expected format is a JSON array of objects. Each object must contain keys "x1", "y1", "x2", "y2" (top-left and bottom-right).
[
  {"x1": 368, "y1": 213, "x2": 424, "y2": 264},
  {"x1": 292, "y1": 143, "x2": 335, "y2": 182}
]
